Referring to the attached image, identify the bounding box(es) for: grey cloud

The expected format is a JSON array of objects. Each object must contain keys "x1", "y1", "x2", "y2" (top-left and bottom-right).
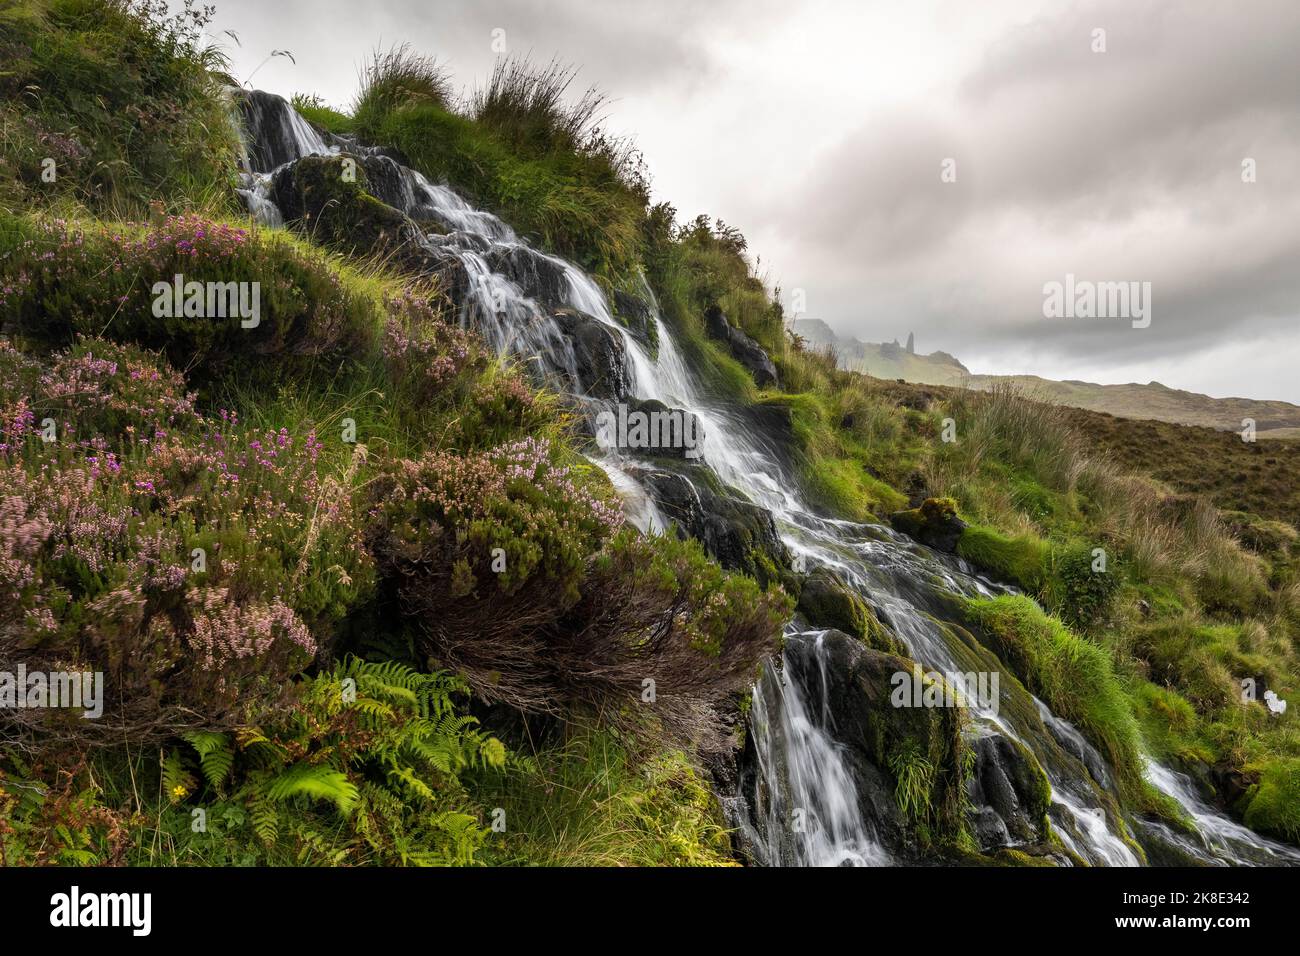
[{"x1": 768, "y1": 0, "x2": 1300, "y2": 400}]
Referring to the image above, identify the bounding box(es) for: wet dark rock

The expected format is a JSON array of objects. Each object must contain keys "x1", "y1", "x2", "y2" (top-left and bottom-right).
[
  {"x1": 1132, "y1": 819, "x2": 1212, "y2": 867},
  {"x1": 551, "y1": 308, "x2": 632, "y2": 401},
  {"x1": 612, "y1": 289, "x2": 658, "y2": 352},
  {"x1": 486, "y1": 244, "x2": 572, "y2": 308},
  {"x1": 784, "y1": 630, "x2": 967, "y2": 852},
  {"x1": 641, "y1": 470, "x2": 790, "y2": 587},
  {"x1": 354, "y1": 154, "x2": 417, "y2": 211},
  {"x1": 1040, "y1": 712, "x2": 1113, "y2": 790},
  {"x1": 607, "y1": 398, "x2": 704, "y2": 463},
  {"x1": 968, "y1": 806, "x2": 1013, "y2": 849},
  {"x1": 270, "y1": 154, "x2": 417, "y2": 257},
  {"x1": 235, "y1": 89, "x2": 335, "y2": 173},
  {"x1": 738, "y1": 401, "x2": 796, "y2": 470},
  {"x1": 703, "y1": 305, "x2": 779, "y2": 388},
  {"x1": 966, "y1": 730, "x2": 1052, "y2": 848}
]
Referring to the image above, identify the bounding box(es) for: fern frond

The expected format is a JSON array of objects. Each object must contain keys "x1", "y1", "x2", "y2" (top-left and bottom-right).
[
  {"x1": 183, "y1": 731, "x2": 235, "y2": 790},
  {"x1": 266, "y1": 763, "x2": 360, "y2": 815}
]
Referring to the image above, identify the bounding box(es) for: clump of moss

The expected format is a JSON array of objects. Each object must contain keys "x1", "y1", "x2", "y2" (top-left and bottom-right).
[
  {"x1": 1131, "y1": 684, "x2": 1215, "y2": 766},
  {"x1": 890, "y1": 496, "x2": 966, "y2": 551},
  {"x1": 1240, "y1": 758, "x2": 1300, "y2": 843},
  {"x1": 796, "y1": 566, "x2": 900, "y2": 653},
  {"x1": 291, "y1": 93, "x2": 355, "y2": 135},
  {"x1": 956, "y1": 525, "x2": 1050, "y2": 594}
]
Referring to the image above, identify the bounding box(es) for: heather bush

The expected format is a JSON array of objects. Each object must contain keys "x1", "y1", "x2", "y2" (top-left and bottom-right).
[
  {"x1": 371, "y1": 437, "x2": 790, "y2": 740},
  {"x1": 0, "y1": 214, "x2": 377, "y2": 383},
  {"x1": 370, "y1": 435, "x2": 623, "y2": 605},
  {"x1": 0, "y1": 338, "x2": 374, "y2": 742},
  {"x1": 379, "y1": 289, "x2": 555, "y2": 446}
]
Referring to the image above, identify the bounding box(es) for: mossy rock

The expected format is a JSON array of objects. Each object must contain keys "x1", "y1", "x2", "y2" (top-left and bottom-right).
[
  {"x1": 796, "y1": 567, "x2": 900, "y2": 653},
  {"x1": 962, "y1": 595, "x2": 1145, "y2": 799},
  {"x1": 954, "y1": 845, "x2": 1062, "y2": 867},
  {"x1": 795, "y1": 630, "x2": 969, "y2": 841},
  {"x1": 641, "y1": 468, "x2": 794, "y2": 591},
  {"x1": 967, "y1": 730, "x2": 1053, "y2": 845},
  {"x1": 271, "y1": 154, "x2": 415, "y2": 256},
  {"x1": 889, "y1": 497, "x2": 966, "y2": 552}
]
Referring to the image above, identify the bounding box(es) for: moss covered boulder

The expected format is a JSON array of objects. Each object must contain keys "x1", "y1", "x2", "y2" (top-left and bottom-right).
[
  {"x1": 889, "y1": 496, "x2": 967, "y2": 552},
  {"x1": 641, "y1": 468, "x2": 793, "y2": 590},
  {"x1": 792, "y1": 629, "x2": 969, "y2": 847},
  {"x1": 796, "y1": 566, "x2": 900, "y2": 653},
  {"x1": 270, "y1": 153, "x2": 416, "y2": 256}
]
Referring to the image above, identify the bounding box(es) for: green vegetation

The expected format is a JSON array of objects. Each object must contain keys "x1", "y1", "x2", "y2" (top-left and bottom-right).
[
  {"x1": 964, "y1": 595, "x2": 1143, "y2": 795},
  {"x1": 475, "y1": 728, "x2": 737, "y2": 866},
  {"x1": 0, "y1": 0, "x2": 238, "y2": 216},
  {"x1": 353, "y1": 49, "x2": 647, "y2": 283},
  {"x1": 1241, "y1": 758, "x2": 1300, "y2": 843},
  {"x1": 0, "y1": 1, "x2": 789, "y2": 866},
  {"x1": 3, "y1": 0, "x2": 1298, "y2": 868},
  {"x1": 956, "y1": 526, "x2": 1051, "y2": 594}
]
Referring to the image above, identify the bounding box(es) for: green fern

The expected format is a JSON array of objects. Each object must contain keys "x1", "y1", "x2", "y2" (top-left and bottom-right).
[
  {"x1": 250, "y1": 796, "x2": 279, "y2": 845},
  {"x1": 161, "y1": 749, "x2": 197, "y2": 803},
  {"x1": 161, "y1": 657, "x2": 503, "y2": 864},
  {"x1": 182, "y1": 731, "x2": 235, "y2": 791},
  {"x1": 265, "y1": 763, "x2": 360, "y2": 815}
]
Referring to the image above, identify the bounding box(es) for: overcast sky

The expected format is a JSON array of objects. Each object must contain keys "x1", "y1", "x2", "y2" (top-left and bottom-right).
[{"x1": 198, "y1": 0, "x2": 1300, "y2": 403}]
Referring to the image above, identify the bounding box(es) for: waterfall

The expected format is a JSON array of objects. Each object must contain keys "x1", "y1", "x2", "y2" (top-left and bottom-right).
[
  {"x1": 232, "y1": 90, "x2": 1295, "y2": 868},
  {"x1": 735, "y1": 628, "x2": 891, "y2": 867}
]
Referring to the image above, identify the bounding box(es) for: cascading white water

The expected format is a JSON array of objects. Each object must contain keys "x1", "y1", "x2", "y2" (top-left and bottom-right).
[
  {"x1": 737, "y1": 627, "x2": 891, "y2": 867},
  {"x1": 1142, "y1": 762, "x2": 1300, "y2": 866},
  {"x1": 234, "y1": 91, "x2": 1294, "y2": 868}
]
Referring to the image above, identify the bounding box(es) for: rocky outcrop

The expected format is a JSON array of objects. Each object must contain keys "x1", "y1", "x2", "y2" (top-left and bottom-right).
[
  {"x1": 703, "y1": 305, "x2": 779, "y2": 388},
  {"x1": 552, "y1": 308, "x2": 632, "y2": 401},
  {"x1": 966, "y1": 729, "x2": 1052, "y2": 849},
  {"x1": 736, "y1": 401, "x2": 797, "y2": 473},
  {"x1": 612, "y1": 288, "x2": 658, "y2": 352},
  {"x1": 270, "y1": 154, "x2": 418, "y2": 257},
  {"x1": 796, "y1": 566, "x2": 901, "y2": 653},
  {"x1": 783, "y1": 630, "x2": 968, "y2": 855},
  {"x1": 606, "y1": 398, "x2": 704, "y2": 463},
  {"x1": 235, "y1": 88, "x2": 333, "y2": 173},
  {"x1": 641, "y1": 469, "x2": 791, "y2": 588},
  {"x1": 486, "y1": 244, "x2": 572, "y2": 308}
]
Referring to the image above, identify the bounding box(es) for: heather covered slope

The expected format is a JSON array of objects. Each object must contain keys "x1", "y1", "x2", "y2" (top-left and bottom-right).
[{"x1": 2, "y1": 0, "x2": 1298, "y2": 866}]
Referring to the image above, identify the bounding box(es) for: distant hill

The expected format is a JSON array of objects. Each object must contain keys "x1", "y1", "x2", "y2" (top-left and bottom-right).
[{"x1": 793, "y1": 319, "x2": 1300, "y2": 438}]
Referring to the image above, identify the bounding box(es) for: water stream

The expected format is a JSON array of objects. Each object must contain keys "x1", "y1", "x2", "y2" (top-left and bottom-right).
[{"x1": 233, "y1": 89, "x2": 1297, "y2": 868}]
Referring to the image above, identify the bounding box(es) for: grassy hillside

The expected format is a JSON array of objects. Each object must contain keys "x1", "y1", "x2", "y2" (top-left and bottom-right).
[
  {"x1": 1060, "y1": 407, "x2": 1300, "y2": 531},
  {"x1": 2, "y1": 0, "x2": 1297, "y2": 865},
  {"x1": 0, "y1": 0, "x2": 787, "y2": 866},
  {"x1": 797, "y1": 319, "x2": 1300, "y2": 437}
]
